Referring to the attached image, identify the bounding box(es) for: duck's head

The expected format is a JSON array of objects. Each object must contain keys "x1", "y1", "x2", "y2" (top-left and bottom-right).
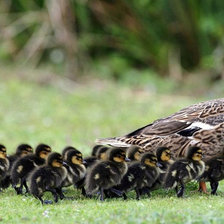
[
  {"x1": 96, "y1": 146, "x2": 110, "y2": 160},
  {"x1": 91, "y1": 145, "x2": 103, "y2": 156},
  {"x1": 109, "y1": 147, "x2": 127, "y2": 163},
  {"x1": 16, "y1": 144, "x2": 33, "y2": 157},
  {"x1": 62, "y1": 146, "x2": 79, "y2": 160},
  {"x1": 0, "y1": 144, "x2": 7, "y2": 159},
  {"x1": 127, "y1": 146, "x2": 144, "y2": 161},
  {"x1": 141, "y1": 153, "x2": 158, "y2": 167},
  {"x1": 47, "y1": 152, "x2": 63, "y2": 167},
  {"x1": 187, "y1": 146, "x2": 203, "y2": 161},
  {"x1": 66, "y1": 150, "x2": 83, "y2": 165},
  {"x1": 35, "y1": 144, "x2": 52, "y2": 159},
  {"x1": 156, "y1": 147, "x2": 171, "y2": 162}
]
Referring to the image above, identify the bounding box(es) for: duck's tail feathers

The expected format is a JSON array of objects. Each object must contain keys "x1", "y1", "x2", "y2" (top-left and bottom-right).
[{"x1": 95, "y1": 137, "x2": 131, "y2": 147}]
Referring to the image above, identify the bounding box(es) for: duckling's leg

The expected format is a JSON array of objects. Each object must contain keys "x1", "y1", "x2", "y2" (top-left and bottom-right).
[
  {"x1": 81, "y1": 187, "x2": 86, "y2": 196},
  {"x1": 198, "y1": 181, "x2": 207, "y2": 193},
  {"x1": 23, "y1": 181, "x2": 29, "y2": 194},
  {"x1": 100, "y1": 187, "x2": 104, "y2": 201},
  {"x1": 135, "y1": 188, "x2": 140, "y2": 200},
  {"x1": 55, "y1": 187, "x2": 65, "y2": 200},
  {"x1": 177, "y1": 181, "x2": 185, "y2": 197},
  {"x1": 210, "y1": 181, "x2": 219, "y2": 195},
  {"x1": 47, "y1": 188, "x2": 58, "y2": 203},
  {"x1": 123, "y1": 193, "x2": 127, "y2": 200}
]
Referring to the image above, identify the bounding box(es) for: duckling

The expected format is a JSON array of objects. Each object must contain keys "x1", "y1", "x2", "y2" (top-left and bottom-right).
[
  {"x1": 1, "y1": 144, "x2": 33, "y2": 189},
  {"x1": 0, "y1": 145, "x2": 9, "y2": 191},
  {"x1": 149, "y1": 147, "x2": 174, "y2": 191},
  {"x1": 62, "y1": 146, "x2": 79, "y2": 161},
  {"x1": 29, "y1": 152, "x2": 67, "y2": 204},
  {"x1": 198, "y1": 154, "x2": 224, "y2": 195},
  {"x1": 115, "y1": 153, "x2": 159, "y2": 200},
  {"x1": 164, "y1": 146, "x2": 205, "y2": 197},
  {"x1": 91, "y1": 145, "x2": 104, "y2": 156},
  {"x1": 85, "y1": 147, "x2": 128, "y2": 201},
  {"x1": 62, "y1": 150, "x2": 86, "y2": 196},
  {"x1": 127, "y1": 146, "x2": 144, "y2": 162},
  {"x1": 84, "y1": 145, "x2": 110, "y2": 169},
  {"x1": 11, "y1": 143, "x2": 51, "y2": 194}
]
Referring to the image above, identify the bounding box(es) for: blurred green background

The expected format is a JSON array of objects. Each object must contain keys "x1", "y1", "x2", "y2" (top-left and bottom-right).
[{"x1": 1, "y1": 0, "x2": 224, "y2": 84}]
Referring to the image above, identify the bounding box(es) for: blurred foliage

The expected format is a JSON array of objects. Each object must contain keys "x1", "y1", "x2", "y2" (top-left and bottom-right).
[{"x1": 1, "y1": 0, "x2": 224, "y2": 79}]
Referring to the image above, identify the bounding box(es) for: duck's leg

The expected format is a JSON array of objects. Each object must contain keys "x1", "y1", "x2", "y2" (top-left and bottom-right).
[
  {"x1": 177, "y1": 181, "x2": 185, "y2": 197},
  {"x1": 210, "y1": 181, "x2": 219, "y2": 195},
  {"x1": 135, "y1": 188, "x2": 140, "y2": 200},
  {"x1": 198, "y1": 181, "x2": 207, "y2": 193},
  {"x1": 100, "y1": 187, "x2": 104, "y2": 201}
]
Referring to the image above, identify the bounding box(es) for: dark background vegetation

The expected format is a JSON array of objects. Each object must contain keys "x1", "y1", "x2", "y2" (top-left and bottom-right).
[{"x1": 1, "y1": 0, "x2": 224, "y2": 86}]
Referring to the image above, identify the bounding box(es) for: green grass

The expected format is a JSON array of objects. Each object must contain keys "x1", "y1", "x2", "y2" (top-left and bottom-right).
[{"x1": 1, "y1": 68, "x2": 224, "y2": 223}]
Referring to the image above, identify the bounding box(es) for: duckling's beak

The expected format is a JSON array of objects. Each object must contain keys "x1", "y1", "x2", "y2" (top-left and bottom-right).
[
  {"x1": 125, "y1": 157, "x2": 131, "y2": 162},
  {"x1": 156, "y1": 162, "x2": 163, "y2": 168},
  {"x1": 82, "y1": 160, "x2": 87, "y2": 165},
  {"x1": 63, "y1": 161, "x2": 68, "y2": 166}
]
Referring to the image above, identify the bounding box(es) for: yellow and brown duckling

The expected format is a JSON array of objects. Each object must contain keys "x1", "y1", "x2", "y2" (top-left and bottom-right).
[
  {"x1": 197, "y1": 154, "x2": 224, "y2": 195},
  {"x1": 62, "y1": 146, "x2": 79, "y2": 161},
  {"x1": 11, "y1": 144, "x2": 51, "y2": 194},
  {"x1": 85, "y1": 147, "x2": 128, "y2": 201},
  {"x1": 62, "y1": 150, "x2": 86, "y2": 196},
  {"x1": 149, "y1": 147, "x2": 174, "y2": 191},
  {"x1": 84, "y1": 145, "x2": 110, "y2": 169},
  {"x1": 114, "y1": 153, "x2": 160, "y2": 200},
  {"x1": 29, "y1": 152, "x2": 67, "y2": 204},
  {"x1": 2, "y1": 144, "x2": 33, "y2": 189},
  {"x1": 164, "y1": 146, "x2": 205, "y2": 197},
  {"x1": 0, "y1": 145, "x2": 9, "y2": 191},
  {"x1": 126, "y1": 146, "x2": 144, "y2": 162}
]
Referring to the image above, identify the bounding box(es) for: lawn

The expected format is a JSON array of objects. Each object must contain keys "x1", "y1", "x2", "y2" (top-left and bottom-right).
[{"x1": 0, "y1": 67, "x2": 224, "y2": 224}]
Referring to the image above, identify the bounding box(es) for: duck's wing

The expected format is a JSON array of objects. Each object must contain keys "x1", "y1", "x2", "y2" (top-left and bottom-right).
[{"x1": 96, "y1": 98, "x2": 224, "y2": 148}]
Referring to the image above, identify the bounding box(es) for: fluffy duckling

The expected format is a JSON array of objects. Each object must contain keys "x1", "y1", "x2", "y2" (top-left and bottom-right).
[
  {"x1": 198, "y1": 155, "x2": 224, "y2": 195},
  {"x1": 11, "y1": 144, "x2": 51, "y2": 194},
  {"x1": 85, "y1": 147, "x2": 128, "y2": 201},
  {"x1": 126, "y1": 146, "x2": 144, "y2": 162},
  {"x1": 0, "y1": 145, "x2": 9, "y2": 191},
  {"x1": 62, "y1": 146, "x2": 79, "y2": 161},
  {"x1": 1, "y1": 144, "x2": 33, "y2": 189},
  {"x1": 115, "y1": 153, "x2": 159, "y2": 200},
  {"x1": 91, "y1": 145, "x2": 104, "y2": 157},
  {"x1": 164, "y1": 146, "x2": 205, "y2": 197},
  {"x1": 62, "y1": 150, "x2": 86, "y2": 195},
  {"x1": 30, "y1": 152, "x2": 67, "y2": 204},
  {"x1": 149, "y1": 147, "x2": 174, "y2": 191}
]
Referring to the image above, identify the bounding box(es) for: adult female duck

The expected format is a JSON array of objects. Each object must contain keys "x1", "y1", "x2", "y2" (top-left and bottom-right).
[{"x1": 96, "y1": 98, "x2": 224, "y2": 192}]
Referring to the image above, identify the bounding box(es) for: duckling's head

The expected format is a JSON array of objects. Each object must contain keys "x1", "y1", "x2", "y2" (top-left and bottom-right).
[
  {"x1": 127, "y1": 145, "x2": 144, "y2": 161},
  {"x1": 66, "y1": 150, "x2": 83, "y2": 165},
  {"x1": 187, "y1": 146, "x2": 203, "y2": 161},
  {"x1": 0, "y1": 144, "x2": 7, "y2": 159},
  {"x1": 47, "y1": 152, "x2": 63, "y2": 167},
  {"x1": 91, "y1": 145, "x2": 103, "y2": 156},
  {"x1": 16, "y1": 144, "x2": 33, "y2": 157},
  {"x1": 35, "y1": 144, "x2": 52, "y2": 159},
  {"x1": 96, "y1": 146, "x2": 110, "y2": 160},
  {"x1": 156, "y1": 147, "x2": 171, "y2": 162},
  {"x1": 109, "y1": 147, "x2": 126, "y2": 163},
  {"x1": 141, "y1": 153, "x2": 158, "y2": 167},
  {"x1": 62, "y1": 146, "x2": 79, "y2": 160}
]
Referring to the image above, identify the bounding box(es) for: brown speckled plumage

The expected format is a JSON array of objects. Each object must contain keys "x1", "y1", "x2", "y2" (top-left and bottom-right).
[{"x1": 96, "y1": 98, "x2": 224, "y2": 159}]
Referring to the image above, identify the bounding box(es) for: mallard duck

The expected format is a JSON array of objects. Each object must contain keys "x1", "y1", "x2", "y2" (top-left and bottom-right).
[
  {"x1": 11, "y1": 144, "x2": 51, "y2": 194},
  {"x1": 197, "y1": 154, "x2": 224, "y2": 195},
  {"x1": 29, "y1": 152, "x2": 67, "y2": 204},
  {"x1": 1, "y1": 144, "x2": 33, "y2": 189},
  {"x1": 85, "y1": 147, "x2": 128, "y2": 201},
  {"x1": 115, "y1": 152, "x2": 160, "y2": 200},
  {"x1": 164, "y1": 146, "x2": 205, "y2": 197},
  {"x1": 96, "y1": 98, "x2": 224, "y2": 192},
  {"x1": 62, "y1": 150, "x2": 86, "y2": 196},
  {"x1": 126, "y1": 146, "x2": 144, "y2": 161},
  {"x1": 0, "y1": 145, "x2": 9, "y2": 191}
]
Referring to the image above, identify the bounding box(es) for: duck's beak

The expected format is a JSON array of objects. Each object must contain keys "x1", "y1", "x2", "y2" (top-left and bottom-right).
[
  {"x1": 82, "y1": 160, "x2": 87, "y2": 165},
  {"x1": 156, "y1": 162, "x2": 163, "y2": 168},
  {"x1": 125, "y1": 157, "x2": 131, "y2": 162}
]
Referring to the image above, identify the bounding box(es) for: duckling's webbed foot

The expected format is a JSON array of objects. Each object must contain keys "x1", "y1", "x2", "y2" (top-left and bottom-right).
[
  {"x1": 210, "y1": 181, "x2": 219, "y2": 195},
  {"x1": 43, "y1": 200, "x2": 53, "y2": 205}
]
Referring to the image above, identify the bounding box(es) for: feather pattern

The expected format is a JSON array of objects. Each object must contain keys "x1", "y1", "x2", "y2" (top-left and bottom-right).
[{"x1": 96, "y1": 98, "x2": 224, "y2": 159}]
